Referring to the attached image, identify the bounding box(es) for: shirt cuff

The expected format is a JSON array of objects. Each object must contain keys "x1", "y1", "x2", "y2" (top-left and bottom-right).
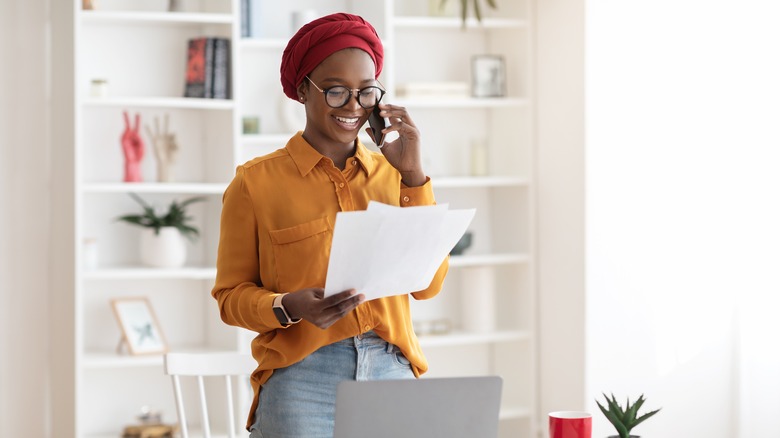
[{"x1": 400, "y1": 177, "x2": 434, "y2": 206}]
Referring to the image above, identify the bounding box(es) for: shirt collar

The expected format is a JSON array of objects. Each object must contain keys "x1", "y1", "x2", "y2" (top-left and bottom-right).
[{"x1": 286, "y1": 132, "x2": 375, "y2": 177}]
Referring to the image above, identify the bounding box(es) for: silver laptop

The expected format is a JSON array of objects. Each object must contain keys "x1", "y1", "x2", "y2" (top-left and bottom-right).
[{"x1": 334, "y1": 376, "x2": 503, "y2": 438}]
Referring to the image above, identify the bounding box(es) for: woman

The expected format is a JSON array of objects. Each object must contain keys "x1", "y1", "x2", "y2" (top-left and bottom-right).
[{"x1": 211, "y1": 12, "x2": 448, "y2": 437}]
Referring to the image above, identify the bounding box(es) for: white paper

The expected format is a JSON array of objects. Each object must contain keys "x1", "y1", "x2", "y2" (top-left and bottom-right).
[{"x1": 324, "y1": 201, "x2": 476, "y2": 300}]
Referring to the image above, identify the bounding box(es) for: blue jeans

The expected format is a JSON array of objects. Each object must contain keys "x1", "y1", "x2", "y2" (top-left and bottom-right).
[{"x1": 249, "y1": 331, "x2": 414, "y2": 438}]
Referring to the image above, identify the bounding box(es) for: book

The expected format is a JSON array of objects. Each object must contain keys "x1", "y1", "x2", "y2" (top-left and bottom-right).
[
  {"x1": 212, "y1": 38, "x2": 231, "y2": 99},
  {"x1": 184, "y1": 37, "x2": 214, "y2": 98},
  {"x1": 240, "y1": 0, "x2": 251, "y2": 38},
  {"x1": 184, "y1": 37, "x2": 230, "y2": 99}
]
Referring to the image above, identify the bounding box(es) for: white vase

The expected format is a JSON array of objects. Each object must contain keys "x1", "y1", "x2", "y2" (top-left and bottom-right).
[
  {"x1": 140, "y1": 227, "x2": 187, "y2": 268},
  {"x1": 460, "y1": 266, "x2": 496, "y2": 333}
]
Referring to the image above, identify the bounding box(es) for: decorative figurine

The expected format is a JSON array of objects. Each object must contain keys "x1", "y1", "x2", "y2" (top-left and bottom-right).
[
  {"x1": 145, "y1": 114, "x2": 179, "y2": 183},
  {"x1": 121, "y1": 111, "x2": 145, "y2": 183}
]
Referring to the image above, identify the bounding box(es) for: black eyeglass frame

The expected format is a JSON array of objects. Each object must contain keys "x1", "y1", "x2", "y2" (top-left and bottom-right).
[{"x1": 305, "y1": 76, "x2": 386, "y2": 109}]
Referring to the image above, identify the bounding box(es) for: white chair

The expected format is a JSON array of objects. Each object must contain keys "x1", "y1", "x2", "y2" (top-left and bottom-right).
[{"x1": 164, "y1": 352, "x2": 256, "y2": 438}]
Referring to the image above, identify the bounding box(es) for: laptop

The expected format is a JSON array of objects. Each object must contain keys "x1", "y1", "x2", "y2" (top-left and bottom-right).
[{"x1": 333, "y1": 376, "x2": 503, "y2": 438}]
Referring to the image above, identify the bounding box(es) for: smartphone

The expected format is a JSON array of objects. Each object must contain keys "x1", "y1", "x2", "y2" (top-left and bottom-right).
[{"x1": 368, "y1": 105, "x2": 388, "y2": 148}]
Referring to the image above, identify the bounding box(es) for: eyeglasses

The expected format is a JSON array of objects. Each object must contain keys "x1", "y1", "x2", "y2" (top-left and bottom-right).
[{"x1": 305, "y1": 76, "x2": 386, "y2": 109}]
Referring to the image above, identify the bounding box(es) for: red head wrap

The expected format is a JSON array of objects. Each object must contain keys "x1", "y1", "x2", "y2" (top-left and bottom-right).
[{"x1": 280, "y1": 12, "x2": 384, "y2": 101}]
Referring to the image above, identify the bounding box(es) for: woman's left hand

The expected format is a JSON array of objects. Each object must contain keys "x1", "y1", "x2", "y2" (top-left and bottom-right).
[{"x1": 367, "y1": 103, "x2": 426, "y2": 187}]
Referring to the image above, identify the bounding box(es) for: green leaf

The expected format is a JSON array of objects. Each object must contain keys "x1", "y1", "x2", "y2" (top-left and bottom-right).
[
  {"x1": 596, "y1": 399, "x2": 629, "y2": 438},
  {"x1": 460, "y1": 0, "x2": 467, "y2": 28},
  {"x1": 624, "y1": 394, "x2": 645, "y2": 427},
  {"x1": 179, "y1": 196, "x2": 207, "y2": 208},
  {"x1": 474, "y1": 0, "x2": 482, "y2": 22},
  {"x1": 630, "y1": 408, "x2": 661, "y2": 430},
  {"x1": 116, "y1": 194, "x2": 204, "y2": 242},
  {"x1": 116, "y1": 215, "x2": 147, "y2": 226},
  {"x1": 607, "y1": 393, "x2": 623, "y2": 415},
  {"x1": 486, "y1": 0, "x2": 498, "y2": 9}
]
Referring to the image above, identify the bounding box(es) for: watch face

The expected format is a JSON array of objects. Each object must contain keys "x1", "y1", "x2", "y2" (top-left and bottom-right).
[{"x1": 273, "y1": 306, "x2": 289, "y2": 325}]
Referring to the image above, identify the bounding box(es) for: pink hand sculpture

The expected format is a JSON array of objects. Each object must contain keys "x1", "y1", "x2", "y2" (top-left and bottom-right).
[{"x1": 121, "y1": 111, "x2": 145, "y2": 182}]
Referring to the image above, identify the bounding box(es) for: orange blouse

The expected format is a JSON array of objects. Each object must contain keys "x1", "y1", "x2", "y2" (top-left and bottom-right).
[{"x1": 211, "y1": 132, "x2": 448, "y2": 426}]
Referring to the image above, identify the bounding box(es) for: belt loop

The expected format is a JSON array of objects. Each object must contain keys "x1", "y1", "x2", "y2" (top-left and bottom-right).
[{"x1": 386, "y1": 342, "x2": 394, "y2": 354}]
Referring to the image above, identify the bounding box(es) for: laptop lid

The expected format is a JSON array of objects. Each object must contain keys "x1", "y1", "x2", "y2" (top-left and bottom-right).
[{"x1": 334, "y1": 376, "x2": 503, "y2": 438}]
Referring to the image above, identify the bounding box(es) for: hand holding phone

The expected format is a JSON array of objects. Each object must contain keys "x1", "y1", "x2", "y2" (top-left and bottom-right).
[{"x1": 368, "y1": 105, "x2": 388, "y2": 148}]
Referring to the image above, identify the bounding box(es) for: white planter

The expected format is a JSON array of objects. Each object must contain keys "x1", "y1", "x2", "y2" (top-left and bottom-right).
[{"x1": 140, "y1": 227, "x2": 187, "y2": 268}]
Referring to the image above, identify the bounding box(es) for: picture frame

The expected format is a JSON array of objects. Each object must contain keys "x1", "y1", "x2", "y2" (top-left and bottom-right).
[
  {"x1": 111, "y1": 297, "x2": 168, "y2": 355},
  {"x1": 471, "y1": 55, "x2": 507, "y2": 98},
  {"x1": 242, "y1": 116, "x2": 260, "y2": 135}
]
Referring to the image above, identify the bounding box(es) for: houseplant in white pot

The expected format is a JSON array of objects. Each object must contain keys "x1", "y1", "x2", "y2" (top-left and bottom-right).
[
  {"x1": 117, "y1": 193, "x2": 205, "y2": 268},
  {"x1": 596, "y1": 393, "x2": 661, "y2": 438}
]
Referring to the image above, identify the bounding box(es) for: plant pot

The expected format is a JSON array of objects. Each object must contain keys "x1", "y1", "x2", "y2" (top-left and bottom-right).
[{"x1": 140, "y1": 227, "x2": 186, "y2": 268}]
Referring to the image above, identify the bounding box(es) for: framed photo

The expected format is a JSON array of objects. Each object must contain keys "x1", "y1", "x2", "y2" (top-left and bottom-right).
[
  {"x1": 471, "y1": 55, "x2": 506, "y2": 98},
  {"x1": 242, "y1": 116, "x2": 260, "y2": 135},
  {"x1": 111, "y1": 297, "x2": 168, "y2": 355}
]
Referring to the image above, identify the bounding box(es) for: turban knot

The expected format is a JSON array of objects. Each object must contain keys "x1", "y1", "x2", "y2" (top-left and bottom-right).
[{"x1": 280, "y1": 13, "x2": 384, "y2": 101}]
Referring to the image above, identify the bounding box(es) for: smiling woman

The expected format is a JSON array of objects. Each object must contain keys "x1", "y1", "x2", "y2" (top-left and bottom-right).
[{"x1": 211, "y1": 12, "x2": 449, "y2": 438}]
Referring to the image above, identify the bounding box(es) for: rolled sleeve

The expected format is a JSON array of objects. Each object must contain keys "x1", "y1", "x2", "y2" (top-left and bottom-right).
[{"x1": 400, "y1": 177, "x2": 434, "y2": 206}]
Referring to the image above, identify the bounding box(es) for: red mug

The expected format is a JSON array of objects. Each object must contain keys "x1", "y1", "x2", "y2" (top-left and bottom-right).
[{"x1": 549, "y1": 411, "x2": 592, "y2": 438}]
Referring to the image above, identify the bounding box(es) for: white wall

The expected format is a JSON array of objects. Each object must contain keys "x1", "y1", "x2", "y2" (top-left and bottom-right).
[
  {"x1": 0, "y1": 1, "x2": 52, "y2": 437},
  {"x1": 586, "y1": 1, "x2": 780, "y2": 437}
]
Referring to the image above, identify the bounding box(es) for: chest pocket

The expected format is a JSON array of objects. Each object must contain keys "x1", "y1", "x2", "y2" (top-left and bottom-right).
[{"x1": 269, "y1": 216, "x2": 332, "y2": 293}]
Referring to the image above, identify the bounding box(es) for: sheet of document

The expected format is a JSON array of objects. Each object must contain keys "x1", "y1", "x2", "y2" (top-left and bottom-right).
[{"x1": 324, "y1": 201, "x2": 476, "y2": 300}]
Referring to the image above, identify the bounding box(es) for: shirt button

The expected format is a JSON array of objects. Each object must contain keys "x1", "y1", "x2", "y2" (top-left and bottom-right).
[
  {"x1": 402, "y1": 196, "x2": 410, "y2": 203},
  {"x1": 352, "y1": 160, "x2": 357, "y2": 165},
  {"x1": 364, "y1": 324, "x2": 371, "y2": 331},
  {"x1": 339, "y1": 182, "x2": 345, "y2": 188}
]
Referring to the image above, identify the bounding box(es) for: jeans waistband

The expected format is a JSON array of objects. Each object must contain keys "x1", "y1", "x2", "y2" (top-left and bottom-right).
[{"x1": 335, "y1": 330, "x2": 384, "y2": 345}]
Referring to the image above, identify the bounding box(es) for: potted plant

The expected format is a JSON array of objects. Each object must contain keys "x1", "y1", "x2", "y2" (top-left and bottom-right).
[
  {"x1": 433, "y1": 0, "x2": 498, "y2": 25},
  {"x1": 117, "y1": 193, "x2": 205, "y2": 268},
  {"x1": 596, "y1": 393, "x2": 661, "y2": 438}
]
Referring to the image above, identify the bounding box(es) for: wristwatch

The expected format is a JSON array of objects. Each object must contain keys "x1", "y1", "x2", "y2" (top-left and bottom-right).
[{"x1": 272, "y1": 293, "x2": 301, "y2": 327}]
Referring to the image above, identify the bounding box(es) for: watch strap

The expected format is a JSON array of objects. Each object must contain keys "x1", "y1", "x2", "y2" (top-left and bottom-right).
[{"x1": 272, "y1": 293, "x2": 301, "y2": 327}]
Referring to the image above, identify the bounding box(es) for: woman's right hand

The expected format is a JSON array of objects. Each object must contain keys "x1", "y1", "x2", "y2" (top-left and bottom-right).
[{"x1": 282, "y1": 288, "x2": 365, "y2": 329}]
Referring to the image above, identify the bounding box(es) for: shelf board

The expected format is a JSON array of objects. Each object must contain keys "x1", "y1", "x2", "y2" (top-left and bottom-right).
[
  {"x1": 449, "y1": 253, "x2": 530, "y2": 267},
  {"x1": 240, "y1": 38, "x2": 288, "y2": 50},
  {"x1": 393, "y1": 97, "x2": 529, "y2": 109},
  {"x1": 241, "y1": 133, "x2": 295, "y2": 146},
  {"x1": 82, "y1": 182, "x2": 227, "y2": 194},
  {"x1": 79, "y1": 10, "x2": 233, "y2": 25},
  {"x1": 88, "y1": 431, "x2": 235, "y2": 438},
  {"x1": 83, "y1": 352, "x2": 163, "y2": 369},
  {"x1": 83, "y1": 266, "x2": 216, "y2": 280},
  {"x1": 82, "y1": 96, "x2": 234, "y2": 110},
  {"x1": 82, "y1": 347, "x2": 239, "y2": 369},
  {"x1": 418, "y1": 330, "x2": 530, "y2": 348},
  {"x1": 433, "y1": 176, "x2": 529, "y2": 189},
  {"x1": 393, "y1": 16, "x2": 528, "y2": 30},
  {"x1": 83, "y1": 255, "x2": 528, "y2": 279}
]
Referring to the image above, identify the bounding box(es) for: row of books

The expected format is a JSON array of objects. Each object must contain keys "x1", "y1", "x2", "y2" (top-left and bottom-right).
[{"x1": 184, "y1": 37, "x2": 231, "y2": 99}]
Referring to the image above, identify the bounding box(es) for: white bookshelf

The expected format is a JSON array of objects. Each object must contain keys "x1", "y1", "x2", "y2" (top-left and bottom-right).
[{"x1": 51, "y1": 0, "x2": 537, "y2": 437}]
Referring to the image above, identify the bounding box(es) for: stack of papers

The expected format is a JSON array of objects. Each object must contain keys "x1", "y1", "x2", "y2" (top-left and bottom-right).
[{"x1": 324, "y1": 201, "x2": 476, "y2": 300}]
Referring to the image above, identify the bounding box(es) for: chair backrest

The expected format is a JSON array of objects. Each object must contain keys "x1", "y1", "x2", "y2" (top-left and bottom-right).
[{"x1": 164, "y1": 352, "x2": 256, "y2": 438}]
